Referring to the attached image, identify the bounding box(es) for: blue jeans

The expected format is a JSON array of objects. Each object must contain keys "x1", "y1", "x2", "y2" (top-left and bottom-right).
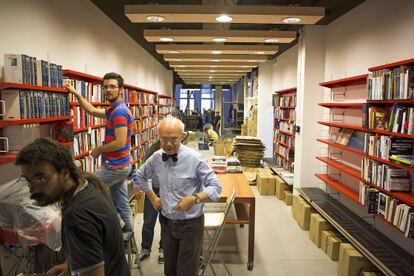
[
  {"x1": 95, "y1": 165, "x2": 133, "y2": 232},
  {"x1": 141, "y1": 187, "x2": 162, "y2": 251}
]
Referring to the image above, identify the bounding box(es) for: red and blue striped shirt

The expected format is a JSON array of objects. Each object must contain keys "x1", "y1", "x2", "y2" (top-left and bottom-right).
[{"x1": 102, "y1": 100, "x2": 133, "y2": 169}]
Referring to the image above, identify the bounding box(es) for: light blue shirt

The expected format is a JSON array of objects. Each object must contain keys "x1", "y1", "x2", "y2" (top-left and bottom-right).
[{"x1": 135, "y1": 144, "x2": 222, "y2": 220}]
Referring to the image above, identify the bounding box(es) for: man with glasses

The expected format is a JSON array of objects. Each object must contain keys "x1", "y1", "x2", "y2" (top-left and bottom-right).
[
  {"x1": 64, "y1": 72, "x2": 134, "y2": 232},
  {"x1": 134, "y1": 116, "x2": 222, "y2": 276},
  {"x1": 15, "y1": 138, "x2": 129, "y2": 276}
]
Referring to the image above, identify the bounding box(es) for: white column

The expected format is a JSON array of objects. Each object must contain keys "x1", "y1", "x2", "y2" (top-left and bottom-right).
[
  {"x1": 257, "y1": 60, "x2": 273, "y2": 157},
  {"x1": 294, "y1": 25, "x2": 326, "y2": 190}
]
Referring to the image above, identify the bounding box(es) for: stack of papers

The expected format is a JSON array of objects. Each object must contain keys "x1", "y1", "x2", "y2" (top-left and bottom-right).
[
  {"x1": 233, "y1": 136, "x2": 265, "y2": 167},
  {"x1": 227, "y1": 157, "x2": 242, "y2": 173}
]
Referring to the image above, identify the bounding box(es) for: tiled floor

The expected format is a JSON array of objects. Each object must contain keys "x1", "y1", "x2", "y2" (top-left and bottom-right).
[{"x1": 131, "y1": 138, "x2": 338, "y2": 276}]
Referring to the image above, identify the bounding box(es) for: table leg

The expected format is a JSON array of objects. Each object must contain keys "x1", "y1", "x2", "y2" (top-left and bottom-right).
[{"x1": 247, "y1": 198, "x2": 255, "y2": 271}]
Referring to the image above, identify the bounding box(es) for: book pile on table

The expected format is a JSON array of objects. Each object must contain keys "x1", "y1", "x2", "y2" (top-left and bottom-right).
[
  {"x1": 233, "y1": 136, "x2": 265, "y2": 167},
  {"x1": 227, "y1": 157, "x2": 242, "y2": 173},
  {"x1": 211, "y1": 156, "x2": 227, "y2": 173}
]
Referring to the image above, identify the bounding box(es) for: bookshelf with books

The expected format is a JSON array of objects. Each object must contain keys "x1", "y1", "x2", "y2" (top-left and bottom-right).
[
  {"x1": 0, "y1": 58, "x2": 72, "y2": 165},
  {"x1": 157, "y1": 94, "x2": 174, "y2": 120},
  {"x1": 272, "y1": 88, "x2": 296, "y2": 175},
  {"x1": 317, "y1": 60, "x2": 414, "y2": 246}
]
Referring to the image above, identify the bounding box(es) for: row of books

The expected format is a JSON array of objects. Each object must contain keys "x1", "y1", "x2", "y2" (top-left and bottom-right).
[
  {"x1": 139, "y1": 93, "x2": 156, "y2": 105},
  {"x1": 364, "y1": 134, "x2": 413, "y2": 161},
  {"x1": 274, "y1": 109, "x2": 295, "y2": 121},
  {"x1": 334, "y1": 128, "x2": 354, "y2": 146},
  {"x1": 66, "y1": 79, "x2": 104, "y2": 103},
  {"x1": 368, "y1": 65, "x2": 414, "y2": 100},
  {"x1": 131, "y1": 146, "x2": 147, "y2": 166},
  {"x1": 360, "y1": 183, "x2": 413, "y2": 238},
  {"x1": 274, "y1": 155, "x2": 293, "y2": 173},
  {"x1": 277, "y1": 95, "x2": 296, "y2": 108},
  {"x1": 361, "y1": 157, "x2": 411, "y2": 192},
  {"x1": 71, "y1": 106, "x2": 105, "y2": 129},
  {"x1": 158, "y1": 106, "x2": 175, "y2": 114},
  {"x1": 4, "y1": 54, "x2": 63, "y2": 88},
  {"x1": 277, "y1": 121, "x2": 295, "y2": 133},
  {"x1": 1, "y1": 90, "x2": 70, "y2": 120},
  {"x1": 274, "y1": 134, "x2": 295, "y2": 148},
  {"x1": 73, "y1": 128, "x2": 105, "y2": 157},
  {"x1": 133, "y1": 117, "x2": 158, "y2": 133},
  {"x1": 75, "y1": 155, "x2": 101, "y2": 174},
  {"x1": 274, "y1": 144, "x2": 294, "y2": 160},
  {"x1": 158, "y1": 98, "x2": 173, "y2": 106},
  {"x1": 131, "y1": 128, "x2": 158, "y2": 148},
  {"x1": 130, "y1": 105, "x2": 156, "y2": 118},
  {"x1": 364, "y1": 105, "x2": 414, "y2": 134}
]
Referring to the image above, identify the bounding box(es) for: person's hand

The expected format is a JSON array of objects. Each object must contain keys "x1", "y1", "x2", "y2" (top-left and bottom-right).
[
  {"x1": 63, "y1": 83, "x2": 80, "y2": 96},
  {"x1": 46, "y1": 261, "x2": 68, "y2": 276},
  {"x1": 175, "y1": 196, "x2": 196, "y2": 212},
  {"x1": 91, "y1": 147, "x2": 102, "y2": 158},
  {"x1": 151, "y1": 196, "x2": 162, "y2": 211}
]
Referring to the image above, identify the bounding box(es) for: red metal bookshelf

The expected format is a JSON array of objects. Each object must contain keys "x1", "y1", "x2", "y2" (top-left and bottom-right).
[
  {"x1": 0, "y1": 82, "x2": 68, "y2": 93},
  {"x1": 63, "y1": 69, "x2": 102, "y2": 82},
  {"x1": 278, "y1": 141, "x2": 291, "y2": 149},
  {"x1": 0, "y1": 153, "x2": 18, "y2": 165},
  {"x1": 315, "y1": 173, "x2": 359, "y2": 203},
  {"x1": 278, "y1": 106, "x2": 296, "y2": 109},
  {"x1": 317, "y1": 121, "x2": 364, "y2": 131},
  {"x1": 319, "y1": 74, "x2": 368, "y2": 88},
  {"x1": 316, "y1": 156, "x2": 361, "y2": 179},
  {"x1": 74, "y1": 123, "x2": 106, "y2": 133},
  {"x1": 70, "y1": 102, "x2": 109, "y2": 106},
  {"x1": 74, "y1": 151, "x2": 89, "y2": 160},
  {"x1": 318, "y1": 138, "x2": 414, "y2": 172},
  {"x1": 368, "y1": 58, "x2": 414, "y2": 71},
  {"x1": 279, "y1": 130, "x2": 295, "y2": 137},
  {"x1": 0, "y1": 116, "x2": 72, "y2": 128},
  {"x1": 274, "y1": 87, "x2": 297, "y2": 95},
  {"x1": 367, "y1": 99, "x2": 414, "y2": 105},
  {"x1": 319, "y1": 102, "x2": 364, "y2": 108}
]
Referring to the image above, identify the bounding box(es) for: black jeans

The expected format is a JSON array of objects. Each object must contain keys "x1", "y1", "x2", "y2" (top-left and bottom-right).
[
  {"x1": 141, "y1": 187, "x2": 162, "y2": 251},
  {"x1": 160, "y1": 214, "x2": 204, "y2": 276}
]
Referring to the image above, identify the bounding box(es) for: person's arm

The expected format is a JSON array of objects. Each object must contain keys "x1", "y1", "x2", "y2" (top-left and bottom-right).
[
  {"x1": 135, "y1": 155, "x2": 161, "y2": 211},
  {"x1": 91, "y1": 126, "x2": 127, "y2": 158},
  {"x1": 64, "y1": 84, "x2": 106, "y2": 118},
  {"x1": 79, "y1": 266, "x2": 105, "y2": 276}
]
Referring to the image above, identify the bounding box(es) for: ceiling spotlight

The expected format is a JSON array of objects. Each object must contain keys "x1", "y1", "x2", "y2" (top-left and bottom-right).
[
  {"x1": 210, "y1": 70, "x2": 216, "y2": 72},
  {"x1": 168, "y1": 50, "x2": 180, "y2": 54},
  {"x1": 212, "y1": 50, "x2": 222, "y2": 55},
  {"x1": 209, "y1": 65, "x2": 218, "y2": 68},
  {"x1": 241, "y1": 65, "x2": 250, "y2": 68},
  {"x1": 282, "y1": 17, "x2": 301, "y2": 24},
  {"x1": 211, "y1": 59, "x2": 220, "y2": 62},
  {"x1": 213, "y1": 38, "x2": 227, "y2": 42},
  {"x1": 177, "y1": 65, "x2": 186, "y2": 67},
  {"x1": 264, "y1": 38, "x2": 279, "y2": 43},
  {"x1": 172, "y1": 58, "x2": 183, "y2": 61},
  {"x1": 209, "y1": 76, "x2": 213, "y2": 79},
  {"x1": 216, "y1": 15, "x2": 233, "y2": 23},
  {"x1": 160, "y1": 37, "x2": 173, "y2": 42},
  {"x1": 146, "y1": 15, "x2": 165, "y2": 22},
  {"x1": 248, "y1": 60, "x2": 257, "y2": 62},
  {"x1": 255, "y1": 51, "x2": 265, "y2": 54}
]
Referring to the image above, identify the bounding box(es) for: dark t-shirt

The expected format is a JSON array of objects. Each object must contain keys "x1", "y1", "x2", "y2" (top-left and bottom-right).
[{"x1": 62, "y1": 180, "x2": 130, "y2": 276}]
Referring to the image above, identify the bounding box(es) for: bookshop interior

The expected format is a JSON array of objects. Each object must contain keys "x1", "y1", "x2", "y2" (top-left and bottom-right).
[{"x1": 1, "y1": 0, "x2": 414, "y2": 275}]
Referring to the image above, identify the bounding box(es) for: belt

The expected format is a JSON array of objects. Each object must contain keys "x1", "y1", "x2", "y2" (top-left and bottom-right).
[{"x1": 161, "y1": 214, "x2": 204, "y2": 225}]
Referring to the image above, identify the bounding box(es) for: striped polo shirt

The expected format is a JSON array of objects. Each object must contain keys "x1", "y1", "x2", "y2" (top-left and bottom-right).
[{"x1": 102, "y1": 100, "x2": 133, "y2": 169}]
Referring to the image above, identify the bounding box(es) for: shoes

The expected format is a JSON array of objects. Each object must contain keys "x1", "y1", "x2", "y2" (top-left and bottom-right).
[
  {"x1": 139, "y1": 249, "x2": 151, "y2": 261},
  {"x1": 158, "y1": 249, "x2": 164, "y2": 264}
]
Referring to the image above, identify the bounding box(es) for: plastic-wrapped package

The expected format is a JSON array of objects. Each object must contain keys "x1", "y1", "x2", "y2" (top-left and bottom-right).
[{"x1": 0, "y1": 178, "x2": 62, "y2": 251}]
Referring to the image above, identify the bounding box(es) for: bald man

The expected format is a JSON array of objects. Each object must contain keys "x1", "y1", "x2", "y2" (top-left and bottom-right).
[{"x1": 134, "y1": 116, "x2": 222, "y2": 276}]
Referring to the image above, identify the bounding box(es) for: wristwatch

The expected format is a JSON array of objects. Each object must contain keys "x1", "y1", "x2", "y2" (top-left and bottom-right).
[{"x1": 194, "y1": 194, "x2": 201, "y2": 204}]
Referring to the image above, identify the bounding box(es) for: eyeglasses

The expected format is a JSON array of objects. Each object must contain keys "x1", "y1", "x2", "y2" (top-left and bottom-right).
[
  {"x1": 159, "y1": 136, "x2": 180, "y2": 144},
  {"x1": 102, "y1": 84, "x2": 119, "y2": 90},
  {"x1": 19, "y1": 175, "x2": 52, "y2": 187}
]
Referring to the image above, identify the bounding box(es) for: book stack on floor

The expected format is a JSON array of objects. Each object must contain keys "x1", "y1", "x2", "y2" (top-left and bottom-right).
[{"x1": 233, "y1": 136, "x2": 265, "y2": 167}]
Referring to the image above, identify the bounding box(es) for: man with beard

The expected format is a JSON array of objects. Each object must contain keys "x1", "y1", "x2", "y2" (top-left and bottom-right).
[
  {"x1": 15, "y1": 138, "x2": 130, "y2": 276},
  {"x1": 64, "y1": 73, "x2": 134, "y2": 232}
]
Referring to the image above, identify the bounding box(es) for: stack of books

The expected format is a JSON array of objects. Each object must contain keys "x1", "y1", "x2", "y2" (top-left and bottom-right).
[
  {"x1": 211, "y1": 156, "x2": 227, "y2": 173},
  {"x1": 226, "y1": 157, "x2": 242, "y2": 173},
  {"x1": 233, "y1": 136, "x2": 265, "y2": 167}
]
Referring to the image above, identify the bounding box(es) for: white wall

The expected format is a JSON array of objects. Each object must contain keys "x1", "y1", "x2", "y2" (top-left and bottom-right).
[
  {"x1": 272, "y1": 44, "x2": 298, "y2": 91},
  {"x1": 324, "y1": 0, "x2": 414, "y2": 80},
  {"x1": 257, "y1": 61, "x2": 273, "y2": 157},
  {"x1": 0, "y1": 0, "x2": 172, "y2": 184},
  {"x1": 0, "y1": 0, "x2": 172, "y2": 95}
]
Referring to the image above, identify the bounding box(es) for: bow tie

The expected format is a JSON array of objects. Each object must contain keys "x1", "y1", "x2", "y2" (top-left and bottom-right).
[{"x1": 162, "y1": 153, "x2": 178, "y2": 162}]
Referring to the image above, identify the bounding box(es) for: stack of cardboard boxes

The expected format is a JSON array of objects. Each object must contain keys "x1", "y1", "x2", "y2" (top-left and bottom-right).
[
  {"x1": 241, "y1": 105, "x2": 257, "y2": 137},
  {"x1": 130, "y1": 191, "x2": 145, "y2": 214},
  {"x1": 256, "y1": 167, "x2": 293, "y2": 206},
  {"x1": 292, "y1": 195, "x2": 314, "y2": 230}
]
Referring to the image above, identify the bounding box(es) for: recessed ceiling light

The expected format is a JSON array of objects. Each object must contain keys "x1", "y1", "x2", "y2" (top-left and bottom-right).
[
  {"x1": 160, "y1": 37, "x2": 173, "y2": 42},
  {"x1": 248, "y1": 60, "x2": 257, "y2": 62},
  {"x1": 172, "y1": 58, "x2": 183, "y2": 61},
  {"x1": 255, "y1": 51, "x2": 265, "y2": 54},
  {"x1": 168, "y1": 50, "x2": 179, "y2": 54},
  {"x1": 216, "y1": 15, "x2": 233, "y2": 23},
  {"x1": 209, "y1": 76, "x2": 213, "y2": 79},
  {"x1": 177, "y1": 65, "x2": 186, "y2": 67},
  {"x1": 146, "y1": 15, "x2": 165, "y2": 22},
  {"x1": 209, "y1": 65, "x2": 218, "y2": 68},
  {"x1": 211, "y1": 59, "x2": 220, "y2": 62},
  {"x1": 264, "y1": 38, "x2": 279, "y2": 43},
  {"x1": 212, "y1": 50, "x2": 222, "y2": 55},
  {"x1": 282, "y1": 17, "x2": 301, "y2": 24},
  {"x1": 213, "y1": 38, "x2": 227, "y2": 42},
  {"x1": 210, "y1": 70, "x2": 216, "y2": 72},
  {"x1": 241, "y1": 65, "x2": 250, "y2": 68}
]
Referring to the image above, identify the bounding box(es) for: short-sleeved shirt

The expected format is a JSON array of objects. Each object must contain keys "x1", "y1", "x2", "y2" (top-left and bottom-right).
[
  {"x1": 102, "y1": 100, "x2": 133, "y2": 169},
  {"x1": 62, "y1": 179, "x2": 130, "y2": 276}
]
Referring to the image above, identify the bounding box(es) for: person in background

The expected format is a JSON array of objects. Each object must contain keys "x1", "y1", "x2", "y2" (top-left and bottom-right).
[
  {"x1": 204, "y1": 124, "x2": 219, "y2": 145},
  {"x1": 134, "y1": 116, "x2": 222, "y2": 276},
  {"x1": 213, "y1": 111, "x2": 221, "y2": 135},
  {"x1": 64, "y1": 72, "x2": 134, "y2": 232},
  {"x1": 138, "y1": 139, "x2": 164, "y2": 264},
  {"x1": 15, "y1": 138, "x2": 129, "y2": 276}
]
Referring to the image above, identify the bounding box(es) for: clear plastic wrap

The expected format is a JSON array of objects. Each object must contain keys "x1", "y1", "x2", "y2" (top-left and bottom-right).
[{"x1": 0, "y1": 178, "x2": 61, "y2": 251}]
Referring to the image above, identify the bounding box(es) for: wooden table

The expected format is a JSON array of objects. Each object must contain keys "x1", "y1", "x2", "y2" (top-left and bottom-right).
[{"x1": 216, "y1": 173, "x2": 256, "y2": 271}]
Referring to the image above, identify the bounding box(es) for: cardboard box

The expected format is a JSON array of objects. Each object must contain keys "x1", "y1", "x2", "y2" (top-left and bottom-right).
[
  {"x1": 256, "y1": 173, "x2": 276, "y2": 195},
  {"x1": 213, "y1": 140, "x2": 226, "y2": 156},
  {"x1": 132, "y1": 191, "x2": 145, "y2": 213},
  {"x1": 342, "y1": 249, "x2": 374, "y2": 276},
  {"x1": 292, "y1": 195, "x2": 301, "y2": 221},
  {"x1": 297, "y1": 199, "x2": 313, "y2": 230},
  {"x1": 326, "y1": 235, "x2": 342, "y2": 261},
  {"x1": 284, "y1": 191, "x2": 293, "y2": 205},
  {"x1": 309, "y1": 213, "x2": 332, "y2": 247},
  {"x1": 321, "y1": 231, "x2": 336, "y2": 253},
  {"x1": 361, "y1": 272, "x2": 381, "y2": 276},
  {"x1": 338, "y1": 243, "x2": 356, "y2": 275},
  {"x1": 275, "y1": 177, "x2": 287, "y2": 200}
]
